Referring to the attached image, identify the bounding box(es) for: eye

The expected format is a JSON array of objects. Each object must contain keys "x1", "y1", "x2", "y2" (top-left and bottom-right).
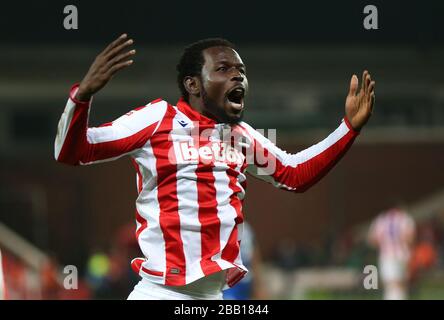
[
  {"x1": 217, "y1": 66, "x2": 227, "y2": 72},
  {"x1": 239, "y1": 68, "x2": 246, "y2": 75}
]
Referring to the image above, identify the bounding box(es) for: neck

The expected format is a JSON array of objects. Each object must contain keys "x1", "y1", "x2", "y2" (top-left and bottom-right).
[
  {"x1": 188, "y1": 96, "x2": 205, "y2": 115},
  {"x1": 188, "y1": 96, "x2": 221, "y2": 122}
]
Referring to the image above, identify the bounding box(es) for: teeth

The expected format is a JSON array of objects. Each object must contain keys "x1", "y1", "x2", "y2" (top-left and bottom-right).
[
  {"x1": 233, "y1": 88, "x2": 244, "y2": 95},
  {"x1": 227, "y1": 87, "x2": 245, "y2": 109}
]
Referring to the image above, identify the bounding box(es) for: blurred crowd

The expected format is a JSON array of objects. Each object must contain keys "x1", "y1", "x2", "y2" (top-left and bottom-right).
[
  {"x1": 2, "y1": 222, "x2": 141, "y2": 299},
  {"x1": 2, "y1": 212, "x2": 443, "y2": 299},
  {"x1": 271, "y1": 214, "x2": 443, "y2": 297},
  {"x1": 274, "y1": 219, "x2": 441, "y2": 271}
]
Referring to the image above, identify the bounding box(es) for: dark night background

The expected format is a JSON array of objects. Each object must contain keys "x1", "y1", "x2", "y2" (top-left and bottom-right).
[
  {"x1": 1, "y1": 1, "x2": 442, "y2": 45},
  {"x1": 1, "y1": 0, "x2": 444, "y2": 299}
]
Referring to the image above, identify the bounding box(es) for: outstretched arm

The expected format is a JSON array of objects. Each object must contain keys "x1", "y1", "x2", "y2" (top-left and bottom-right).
[
  {"x1": 54, "y1": 35, "x2": 167, "y2": 165},
  {"x1": 243, "y1": 71, "x2": 375, "y2": 192}
]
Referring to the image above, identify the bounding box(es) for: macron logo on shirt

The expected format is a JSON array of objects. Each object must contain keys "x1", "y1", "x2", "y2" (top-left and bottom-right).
[{"x1": 177, "y1": 120, "x2": 188, "y2": 127}]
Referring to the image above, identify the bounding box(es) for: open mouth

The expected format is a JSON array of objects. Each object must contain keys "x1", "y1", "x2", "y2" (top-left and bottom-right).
[{"x1": 226, "y1": 86, "x2": 245, "y2": 112}]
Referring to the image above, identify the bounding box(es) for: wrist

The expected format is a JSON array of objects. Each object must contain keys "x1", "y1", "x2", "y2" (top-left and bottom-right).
[
  {"x1": 344, "y1": 116, "x2": 360, "y2": 134},
  {"x1": 75, "y1": 87, "x2": 92, "y2": 102},
  {"x1": 69, "y1": 83, "x2": 92, "y2": 105}
]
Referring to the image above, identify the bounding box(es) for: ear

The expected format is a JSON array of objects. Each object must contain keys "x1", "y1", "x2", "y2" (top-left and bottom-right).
[{"x1": 184, "y1": 76, "x2": 201, "y2": 97}]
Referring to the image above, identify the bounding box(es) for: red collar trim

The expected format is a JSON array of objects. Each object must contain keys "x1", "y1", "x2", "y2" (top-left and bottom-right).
[{"x1": 176, "y1": 97, "x2": 217, "y2": 125}]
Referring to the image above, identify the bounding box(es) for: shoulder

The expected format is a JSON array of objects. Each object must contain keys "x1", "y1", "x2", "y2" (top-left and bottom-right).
[
  {"x1": 130, "y1": 98, "x2": 169, "y2": 112},
  {"x1": 136, "y1": 98, "x2": 169, "y2": 113},
  {"x1": 236, "y1": 121, "x2": 271, "y2": 145},
  {"x1": 235, "y1": 121, "x2": 257, "y2": 138},
  {"x1": 102, "y1": 99, "x2": 170, "y2": 131},
  {"x1": 120, "y1": 98, "x2": 169, "y2": 120},
  {"x1": 237, "y1": 121, "x2": 254, "y2": 131}
]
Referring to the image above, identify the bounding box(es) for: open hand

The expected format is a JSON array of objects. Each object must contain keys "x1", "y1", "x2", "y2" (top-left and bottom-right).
[
  {"x1": 76, "y1": 34, "x2": 136, "y2": 101},
  {"x1": 345, "y1": 70, "x2": 375, "y2": 131}
]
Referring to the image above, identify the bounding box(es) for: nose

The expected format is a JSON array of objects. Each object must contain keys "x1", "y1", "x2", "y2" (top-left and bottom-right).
[{"x1": 231, "y1": 72, "x2": 244, "y2": 83}]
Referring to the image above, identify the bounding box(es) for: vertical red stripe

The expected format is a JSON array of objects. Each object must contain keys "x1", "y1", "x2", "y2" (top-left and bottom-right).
[
  {"x1": 151, "y1": 106, "x2": 186, "y2": 286},
  {"x1": 195, "y1": 125, "x2": 222, "y2": 275},
  {"x1": 221, "y1": 162, "x2": 244, "y2": 263},
  {"x1": 196, "y1": 165, "x2": 222, "y2": 275}
]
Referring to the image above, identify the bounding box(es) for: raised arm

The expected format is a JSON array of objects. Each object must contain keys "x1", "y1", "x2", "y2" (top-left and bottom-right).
[
  {"x1": 242, "y1": 70, "x2": 375, "y2": 192},
  {"x1": 54, "y1": 34, "x2": 167, "y2": 165}
]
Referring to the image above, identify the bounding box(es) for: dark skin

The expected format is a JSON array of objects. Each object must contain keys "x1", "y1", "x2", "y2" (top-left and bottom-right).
[
  {"x1": 184, "y1": 46, "x2": 248, "y2": 124},
  {"x1": 76, "y1": 34, "x2": 135, "y2": 101},
  {"x1": 76, "y1": 34, "x2": 375, "y2": 130}
]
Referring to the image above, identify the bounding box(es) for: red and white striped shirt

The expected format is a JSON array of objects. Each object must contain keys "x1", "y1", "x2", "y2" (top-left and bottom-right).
[
  {"x1": 55, "y1": 84, "x2": 359, "y2": 288},
  {"x1": 369, "y1": 208, "x2": 415, "y2": 261}
]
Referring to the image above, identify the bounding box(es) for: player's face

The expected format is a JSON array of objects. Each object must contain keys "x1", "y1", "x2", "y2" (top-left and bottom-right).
[{"x1": 200, "y1": 46, "x2": 248, "y2": 124}]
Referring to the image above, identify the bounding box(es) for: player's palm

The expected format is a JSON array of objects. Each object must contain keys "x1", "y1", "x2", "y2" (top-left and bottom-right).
[{"x1": 345, "y1": 70, "x2": 375, "y2": 131}]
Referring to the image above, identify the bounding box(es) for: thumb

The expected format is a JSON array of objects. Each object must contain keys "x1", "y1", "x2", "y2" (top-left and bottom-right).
[{"x1": 348, "y1": 74, "x2": 358, "y2": 96}]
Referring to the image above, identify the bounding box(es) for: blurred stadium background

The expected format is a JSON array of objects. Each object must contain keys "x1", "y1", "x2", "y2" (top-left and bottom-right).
[{"x1": 0, "y1": 1, "x2": 443, "y2": 299}]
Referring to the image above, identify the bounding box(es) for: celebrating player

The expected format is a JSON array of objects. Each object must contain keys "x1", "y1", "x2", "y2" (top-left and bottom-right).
[{"x1": 54, "y1": 34, "x2": 375, "y2": 300}]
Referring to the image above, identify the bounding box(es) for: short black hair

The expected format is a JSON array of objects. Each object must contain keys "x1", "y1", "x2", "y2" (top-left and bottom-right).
[{"x1": 176, "y1": 38, "x2": 236, "y2": 102}]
